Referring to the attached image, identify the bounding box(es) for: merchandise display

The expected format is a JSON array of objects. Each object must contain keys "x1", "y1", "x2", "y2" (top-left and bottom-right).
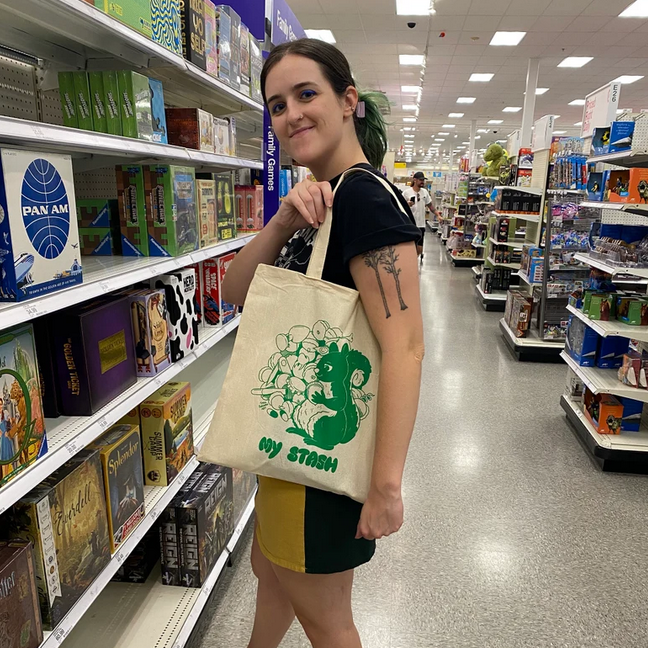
[
  {"x1": 76, "y1": 199, "x2": 120, "y2": 256},
  {"x1": 94, "y1": 0, "x2": 152, "y2": 37},
  {"x1": 118, "y1": 70, "x2": 154, "y2": 141},
  {"x1": 166, "y1": 108, "x2": 215, "y2": 152},
  {"x1": 130, "y1": 289, "x2": 171, "y2": 375},
  {"x1": 116, "y1": 165, "x2": 149, "y2": 256},
  {"x1": 180, "y1": 0, "x2": 207, "y2": 70}
]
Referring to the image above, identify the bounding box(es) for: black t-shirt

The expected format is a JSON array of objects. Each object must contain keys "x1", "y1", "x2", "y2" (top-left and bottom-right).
[{"x1": 274, "y1": 163, "x2": 420, "y2": 288}]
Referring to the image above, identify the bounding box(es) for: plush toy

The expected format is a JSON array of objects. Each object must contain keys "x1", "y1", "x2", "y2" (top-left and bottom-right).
[{"x1": 482, "y1": 143, "x2": 508, "y2": 178}]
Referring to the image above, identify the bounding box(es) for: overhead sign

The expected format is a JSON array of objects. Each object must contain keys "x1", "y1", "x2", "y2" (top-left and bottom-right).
[
  {"x1": 271, "y1": 0, "x2": 306, "y2": 45},
  {"x1": 532, "y1": 115, "x2": 554, "y2": 151},
  {"x1": 432, "y1": 171, "x2": 442, "y2": 178},
  {"x1": 581, "y1": 82, "x2": 621, "y2": 139},
  {"x1": 394, "y1": 162, "x2": 407, "y2": 169}
]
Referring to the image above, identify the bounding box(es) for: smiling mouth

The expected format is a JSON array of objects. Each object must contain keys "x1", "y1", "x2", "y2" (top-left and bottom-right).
[{"x1": 290, "y1": 126, "x2": 314, "y2": 139}]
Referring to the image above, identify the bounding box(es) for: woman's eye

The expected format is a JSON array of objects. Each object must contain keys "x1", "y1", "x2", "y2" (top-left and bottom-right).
[
  {"x1": 271, "y1": 103, "x2": 285, "y2": 114},
  {"x1": 300, "y1": 90, "x2": 316, "y2": 100}
]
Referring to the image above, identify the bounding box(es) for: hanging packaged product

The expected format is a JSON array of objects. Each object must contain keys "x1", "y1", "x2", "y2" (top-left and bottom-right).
[
  {"x1": 151, "y1": 0, "x2": 183, "y2": 55},
  {"x1": 76, "y1": 199, "x2": 121, "y2": 256},
  {"x1": 94, "y1": 0, "x2": 152, "y2": 37},
  {"x1": 116, "y1": 165, "x2": 149, "y2": 256},
  {"x1": 129, "y1": 289, "x2": 172, "y2": 375},
  {"x1": 180, "y1": 0, "x2": 207, "y2": 70},
  {"x1": 118, "y1": 71, "x2": 154, "y2": 141},
  {"x1": 0, "y1": 149, "x2": 83, "y2": 301}
]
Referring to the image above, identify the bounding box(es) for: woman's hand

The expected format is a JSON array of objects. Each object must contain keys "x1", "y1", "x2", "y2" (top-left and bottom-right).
[
  {"x1": 355, "y1": 486, "x2": 404, "y2": 541},
  {"x1": 274, "y1": 179, "x2": 333, "y2": 235}
]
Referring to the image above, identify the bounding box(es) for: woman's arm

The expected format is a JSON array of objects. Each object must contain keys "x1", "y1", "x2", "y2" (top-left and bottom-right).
[{"x1": 349, "y1": 240, "x2": 424, "y2": 540}]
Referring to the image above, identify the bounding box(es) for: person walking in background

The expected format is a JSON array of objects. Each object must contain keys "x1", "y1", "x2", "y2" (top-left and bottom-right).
[{"x1": 402, "y1": 172, "x2": 432, "y2": 261}]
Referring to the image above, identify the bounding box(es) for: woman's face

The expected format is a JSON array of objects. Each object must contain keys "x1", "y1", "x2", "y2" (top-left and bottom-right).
[{"x1": 265, "y1": 54, "x2": 352, "y2": 169}]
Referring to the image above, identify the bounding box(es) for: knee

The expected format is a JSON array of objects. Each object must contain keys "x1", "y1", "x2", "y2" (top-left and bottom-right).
[{"x1": 296, "y1": 611, "x2": 357, "y2": 645}]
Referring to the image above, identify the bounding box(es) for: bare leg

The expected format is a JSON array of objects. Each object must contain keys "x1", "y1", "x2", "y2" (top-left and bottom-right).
[
  {"x1": 271, "y1": 563, "x2": 362, "y2": 648},
  {"x1": 248, "y1": 531, "x2": 296, "y2": 648}
]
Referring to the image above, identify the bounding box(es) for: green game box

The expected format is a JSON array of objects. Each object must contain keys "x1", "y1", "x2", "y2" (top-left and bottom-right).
[
  {"x1": 88, "y1": 71, "x2": 108, "y2": 133},
  {"x1": 94, "y1": 0, "x2": 152, "y2": 37},
  {"x1": 103, "y1": 71, "x2": 122, "y2": 136},
  {"x1": 58, "y1": 72, "x2": 78, "y2": 128},
  {"x1": 118, "y1": 70, "x2": 153, "y2": 141},
  {"x1": 117, "y1": 165, "x2": 149, "y2": 256},
  {"x1": 73, "y1": 71, "x2": 93, "y2": 131}
]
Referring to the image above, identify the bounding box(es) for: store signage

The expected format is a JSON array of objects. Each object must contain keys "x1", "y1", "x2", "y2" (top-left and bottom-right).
[
  {"x1": 263, "y1": 106, "x2": 280, "y2": 225},
  {"x1": 271, "y1": 0, "x2": 306, "y2": 45},
  {"x1": 394, "y1": 162, "x2": 407, "y2": 169},
  {"x1": 230, "y1": 0, "x2": 266, "y2": 41},
  {"x1": 532, "y1": 115, "x2": 554, "y2": 151},
  {"x1": 432, "y1": 171, "x2": 442, "y2": 178},
  {"x1": 581, "y1": 82, "x2": 621, "y2": 139}
]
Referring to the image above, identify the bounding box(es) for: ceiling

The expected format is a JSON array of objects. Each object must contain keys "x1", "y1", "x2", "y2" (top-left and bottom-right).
[{"x1": 287, "y1": 0, "x2": 648, "y2": 166}]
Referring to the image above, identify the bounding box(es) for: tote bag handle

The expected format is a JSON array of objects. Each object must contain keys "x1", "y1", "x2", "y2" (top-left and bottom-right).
[{"x1": 306, "y1": 168, "x2": 408, "y2": 280}]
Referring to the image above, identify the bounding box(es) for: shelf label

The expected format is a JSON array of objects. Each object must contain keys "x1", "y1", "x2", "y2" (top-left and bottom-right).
[
  {"x1": 99, "y1": 281, "x2": 111, "y2": 293},
  {"x1": 52, "y1": 626, "x2": 68, "y2": 644},
  {"x1": 65, "y1": 439, "x2": 81, "y2": 456},
  {"x1": 31, "y1": 125, "x2": 45, "y2": 139},
  {"x1": 97, "y1": 417, "x2": 110, "y2": 432},
  {"x1": 114, "y1": 549, "x2": 126, "y2": 564},
  {"x1": 22, "y1": 303, "x2": 45, "y2": 318}
]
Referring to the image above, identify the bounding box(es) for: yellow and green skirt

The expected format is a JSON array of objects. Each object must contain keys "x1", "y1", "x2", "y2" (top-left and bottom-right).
[{"x1": 255, "y1": 476, "x2": 376, "y2": 574}]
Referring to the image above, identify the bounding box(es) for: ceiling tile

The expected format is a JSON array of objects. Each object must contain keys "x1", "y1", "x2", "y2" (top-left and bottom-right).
[
  {"x1": 584, "y1": 0, "x2": 634, "y2": 16},
  {"x1": 569, "y1": 16, "x2": 616, "y2": 32},
  {"x1": 544, "y1": 0, "x2": 592, "y2": 15},
  {"x1": 506, "y1": 0, "x2": 553, "y2": 14}
]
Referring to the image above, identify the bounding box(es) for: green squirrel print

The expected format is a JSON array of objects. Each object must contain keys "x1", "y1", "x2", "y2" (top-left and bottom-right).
[{"x1": 251, "y1": 320, "x2": 374, "y2": 451}]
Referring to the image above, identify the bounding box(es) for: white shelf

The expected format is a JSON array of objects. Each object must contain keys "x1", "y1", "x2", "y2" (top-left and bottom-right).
[
  {"x1": 0, "y1": 316, "x2": 240, "y2": 516},
  {"x1": 566, "y1": 305, "x2": 648, "y2": 343},
  {"x1": 517, "y1": 270, "x2": 542, "y2": 286},
  {"x1": 0, "y1": 116, "x2": 263, "y2": 170},
  {"x1": 472, "y1": 265, "x2": 483, "y2": 278},
  {"x1": 0, "y1": 0, "x2": 263, "y2": 115},
  {"x1": 471, "y1": 241, "x2": 486, "y2": 248},
  {"x1": 489, "y1": 237, "x2": 524, "y2": 249},
  {"x1": 476, "y1": 284, "x2": 506, "y2": 301},
  {"x1": 573, "y1": 253, "x2": 648, "y2": 279},
  {"x1": 0, "y1": 234, "x2": 255, "y2": 333},
  {"x1": 561, "y1": 351, "x2": 648, "y2": 404},
  {"x1": 580, "y1": 200, "x2": 648, "y2": 215},
  {"x1": 491, "y1": 210, "x2": 541, "y2": 223},
  {"x1": 588, "y1": 150, "x2": 648, "y2": 168},
  {"x1": 499, "y1": 318, "x2": 564, "y2": 349},
  {"x1": 487, "y1": 256, "x2": 521, "y2": 270},
  {"x1": 562, "y1": 396, "x2": 648, "y2": 453},
  {"x1": 494, "y1": 185, "x2": 544, "y2": 195},
  {"x1": 546, "y1": 188, "x2": 587, "y2": 195},
  {"x1": 62, "y1": 491, "x2": 257, "y2": 648}
]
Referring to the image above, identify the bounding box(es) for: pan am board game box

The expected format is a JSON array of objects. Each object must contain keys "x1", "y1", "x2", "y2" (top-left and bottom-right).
[
  {"x1": 0, "y1": 542, "x2": 43, "y2": 648},
  {"x1": 0, "y1": 149, "x2": 83, "y2": 302},
  {"x1": 130, "y1": 289, "x2": 171, "y2": 375},
  {"x1": 3, "y1": 448, "x2": 111, "y2": 629},
  {"x1": 51, "y1": 296, "x2": 137, "y2": 416},
  {"x1": 140, "y1": 381, "x2": 194, "y2": 487},
  {"x1": 90, "y1": 424, "x2": 145, "y2": 552},
  {"x1": 0, "y1": 324, "x2": 47, "y2": 487}
]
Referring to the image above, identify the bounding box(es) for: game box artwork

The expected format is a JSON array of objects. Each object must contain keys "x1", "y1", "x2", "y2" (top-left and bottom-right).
[
  {"x1": 178, "y1": 465, "x2": 233, "y2": 587},
  {"x1": 218, "y1": 252, "x2": 236, "y2": 325},
  {"x1": 0, "y1": 542, "x2": 43, "y2": 648},
  {"x1": 91, "y1": 424, "x2": 145, "y2": 552},
  {"x1": 130, "y1": 289, "x2": 171, "y2": 376},
  {"x1": 0, "y1": 149, "x2": 83, "y2": 302},
  {"x1": 201, "y1": 259, "x2": 221, "y2": 327},
  {"x1": 215, "y1": 171, "x2": 236, "y2": 240},
  {"x1": 151, "y1": 0, "x2": 182, "y2": 56},
  {"x1": 76, "y1": 198, "x2": 121, "y2": 256},
  {"x1": 148, "y1": 78, "x2": 168, "y2": 145},
  {"x1": 180, "y1": 0, "x2": 206, "y2": 70},
  {"x1": 144, "y1": 165, "x2": 198, "y2": 256},
  {"x1": 0, "y1": 324, "x2": 47, "y2": 487},
  {"x1": 140, "y1": 381, "x2": 194, "y2": 487},
  {"x1": 117, "y1": 165, "x2": 149, "y2": 256},
  {"x1": 165, "y1": 108, "x2": 214, "y2": 152},
  {"x1": 3, "y1": 448, "x2": 110, "y2": 629},
  {"x1": 117, "y1": 71, "x2": 154, "y2": 141},
  {"x1": 196, "y1": 179, "x2": 218, "y2": 248},
  {"x1": 232, "y1": 468, "x2": 256, "y2": 524}
]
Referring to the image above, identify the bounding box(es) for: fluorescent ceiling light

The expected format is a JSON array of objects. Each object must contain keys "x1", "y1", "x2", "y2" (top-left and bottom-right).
[
  {"x1": 613, "y1": 75, "x2": 644, "y2": 84},
  {"x1": 449, "y1": 113, "x2": 464, "y2": 118},
  {"x1": 396, "y1": 0, "x2": 431, "y2": 15},
  {"x1": 558, "y1": 57, "x2": 593, "y2": 68},
  {"x1": 503, "y1": 106, "x2": 522, "y2": 113},
  {"x1": 403, "y1": 117, "x2": 417, "y2": 122},
  {"x1": 403, "y1": 127, "x2": 414, "y2": 131},
  {"x1": 477, "y1": 128, "x2": 490, "y2": 133},
  {"x1": 574, "y1": 121, "x2": 583, "y2": 126},
  {"x1": 305, "y1": 29, "x2": 336, "y2": 43},
  {"x1": 568, "y1": 99, "x2": 586, "y2": 106},
  {"x1": 488, "y1": 119, "x2": 503, "y2": 124},
  {"x1": 553, "y1": 115, "x2": 561, "y2": 119},
  {"x1": 536, "y1": 87, "x2": 549, "y2": 95},
  {"x1": 434, "y1": 138, "x2": 445, "y2": 141},
  {"x1": 475, "y1": 135, "x2": 481, "y2": 139},
  {"x1": 490, "y1": 31, "x2": 526, "y2": 46},
  {"x1": 402, "y1": 104, "x2": 418, "y2": 110},
  {"x1": 401, "y1": 85, "x2": 422, "y2": 93},
  {"x1": 404, "y1": 134, "x2": 415, "y2": 138},
  {"x1": 554, "y1": 130, "x2": 566, "y2": 134},
  {"x1": 442, "y1": 124, "x2": 456, "y2": 128},
  {"x1": 399, "y1": 54, "x2": 425, "y2": 65},
  {"x1": 469, "y1": 73, "x2": 494, "y2": 82},
  {"x1": 620, "y1": 0, "x2": 648, "y2": 17},
  {"x1": 438, "y1": 132, "x2": 450, "y2": 135},
  {"x1": 457, "y1": 97, "x2": 476, "y2": 104}
]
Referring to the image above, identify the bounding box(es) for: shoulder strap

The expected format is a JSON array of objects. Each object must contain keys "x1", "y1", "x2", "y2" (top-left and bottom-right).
[{"x1": 306, "y1": 168, "x2": 406, "y2": 279}]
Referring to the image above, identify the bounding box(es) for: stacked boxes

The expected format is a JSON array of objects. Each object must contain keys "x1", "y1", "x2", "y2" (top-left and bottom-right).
[
  {"x1": 76, "y1": 199, "x2": 120, "y2": 256},
  {"x1": 117, "y1": 165, "x2": 149, "y2": 256},
  {"x1": 118, "y1": 71, "x2": 154, "y2": 141},
  {"x1": 103, "y1": 71, "x2": 122, "y2": 135},
  {"x1": 181, "y1": 0, "x2": 207, "y2": 69},
  {"x1": 130, "y1": 289, "x2": 172, "y2": 375}
]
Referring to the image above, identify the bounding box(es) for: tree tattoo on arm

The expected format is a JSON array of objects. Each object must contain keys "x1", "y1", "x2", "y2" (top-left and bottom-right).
[{"x1": 362, "y1": 246, "x2": 409, "y2": 319}]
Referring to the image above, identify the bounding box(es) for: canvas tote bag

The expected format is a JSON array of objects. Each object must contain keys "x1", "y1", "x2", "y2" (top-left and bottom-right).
[{"x1": 199, "y1": 168, "x2": 406, "y2": 502}]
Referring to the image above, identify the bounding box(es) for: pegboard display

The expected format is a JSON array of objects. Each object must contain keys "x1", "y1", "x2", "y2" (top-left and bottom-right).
[
  {"x1": 0, "y1": 55, "x2": 38, "y2": 120},
  {"x1": 74, "y1": 166, "x2": 118, "y2": 200},
  {"x1": 41, "y1": 87, "x2": 64, "y2": 125},
  {"x1": 601, "y1": 209, "x2": 648, "y2": 226}
]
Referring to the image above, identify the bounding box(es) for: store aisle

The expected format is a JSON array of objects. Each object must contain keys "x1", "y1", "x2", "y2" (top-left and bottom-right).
[{"x1": 191, "y1": 234, "x2": 648, "y2": 648}]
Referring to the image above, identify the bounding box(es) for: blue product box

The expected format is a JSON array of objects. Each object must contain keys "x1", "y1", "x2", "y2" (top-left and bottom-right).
[
  {"x1": 609, "y1": 121, "x2": 635, "y2": 153},
  {"x1": 591, "y1": 127, "x2": 611, "y2": 156},
  {"x1": 528, "y1": 257, "x2": 544, "y2": 284},
  {"x1": 566, "y1": 315, "x2": 600, "y2": 366},
  {"x1": 279, "y1": 168, "x2": 292, "y2": 199},
  {"x1": 597, "y1": 336, "x2": 629, "y2": 369},
  {"x1": 619, "y1": 397, "x2": 643, "y2": 432},
  {"x1": 149, "y1": 78, "x2": 168, "y2": 144},
  {"x1": 587, "y1": 172, "x2": 605, "y2": 201}
]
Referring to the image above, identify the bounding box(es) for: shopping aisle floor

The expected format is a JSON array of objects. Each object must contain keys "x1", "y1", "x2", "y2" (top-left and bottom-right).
[{"x1": 190, "y1": 234, "x2": 648, "y2": 648}]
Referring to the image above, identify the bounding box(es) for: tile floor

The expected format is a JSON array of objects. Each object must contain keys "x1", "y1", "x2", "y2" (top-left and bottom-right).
[{"x1": 190, "y1": 233, "x2": 648, "y2": 648}]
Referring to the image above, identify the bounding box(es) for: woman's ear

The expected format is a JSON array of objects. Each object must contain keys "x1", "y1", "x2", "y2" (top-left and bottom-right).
[{"x1": 343, "y1": 85, "x2": 359, "y2": 117}]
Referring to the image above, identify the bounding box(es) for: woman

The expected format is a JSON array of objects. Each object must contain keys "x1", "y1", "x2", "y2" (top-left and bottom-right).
[{"x1": 222, "y1": 39, "x2": 424, "y2": 648}]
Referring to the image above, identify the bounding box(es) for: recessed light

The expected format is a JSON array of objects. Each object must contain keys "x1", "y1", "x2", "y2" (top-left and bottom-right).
[
  {"x1": 613, "y1": 75, "x2": 644, "y2": 84},
  {"x1": 402, "y1": 104, "x2": 418, "y2": 110},
  {"x1": 536, "y1": 87, "x2": 549, "y2": 95},
  {"x1": 568, "y1": 99, "x2": 586, "y2": 106},
  {"x1": 404, "y1": 134, "x2": 415, "y2": 138},
  {"x1": 401, "y1": 85, "x2": 422, "y2": 93},
  {"x1": 403, "y1": 117, "x2": 417, "y2": 122},
  {"x1": 396, "y1": 0, "x2": 431, "y2": 15},
  {"x1": 434, "y1": 138, "x2": 445, "y2": 142},
  {"x1": 503, "y1": 106, "x2": 522, "y2": 113},
  {"x1": 438, "y1": 132, "x2": 450, "y2": 135},
  {"x1": 488, "y1": 119, "x2": 503, "y2": 124},
  {"x1": 403, "y1": 127, "x2": 414, "y2": 131},
  {"x1": 620, "y1": 0, "x2": 648, "y2": 17},
  {"x1": 469, "y1": 73, "x2": 494, "y2": 82},
  {"x1": 449, "y1": 112, "x2": 464, "y2": 118},
  {"x1": 617, "y1": 108, "x2": 632, "y2": 114},
  {"x1": 305, "y1": 29, "x2": 336, "y2": 43},
  {"x1": 462, "y1": 141, "x2": 470, "y2": 144},
  {"x1": 554, "y1": 130, "x2": 567, "y2": 134},
  {"x1": 490, "y1": 31, "x2": 526, "y2": 46},
  {"x1": 477, "y1": 128, "x2": 490, "y2": 133},
  {"x1": 399, "y1": 54, "x2": 425, "y2": 65},
  {"x1": 457, "y1": 97, "x2": 476, "y2": 104},
  {"x1": 574, "y1": 121, "x2": 583, "y2": 126},
  {"x1": 475, "y1": 135, "x2": 481, "y2": 140},
  {"x1": 558, "y1": 57, "x2": 593, "y2": 68},
  {"x1": 442, "y1": 124, "x2": 456, "y2": 128}
]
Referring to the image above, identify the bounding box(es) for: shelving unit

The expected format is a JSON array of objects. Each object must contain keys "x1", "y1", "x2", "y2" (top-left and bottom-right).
[
  {"x1": 488, "y1": 237, "x2": 524, "y2": 249},
  {"x1": 490, "y1": 211, "x2": 541, "y2": 223},
  {"x1": 486, "y1": 256, "x2": 521, "y2": 269},
  {"x1": 566, "y1": 305, "x2": 648, "y2": 343},
  {"x1": 475, "y1": 284, "x2": 506, "y2": 311},
  {"x1": 499, "y1": 317, "x2": 564, "y2": 361},
  {"x1": 572, "y1": 253, "x2": 648, "y2": 279}
]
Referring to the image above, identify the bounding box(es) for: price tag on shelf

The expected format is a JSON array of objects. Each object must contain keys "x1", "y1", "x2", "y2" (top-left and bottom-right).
[
  {"x1": 52, "y1": 626, "x2": 67, "y2": 644},
  {"x1": 97, "y1": 417, "x2": 110, "y2": 432},
  {"x1": 115, "y1": 549, "x2": 126, "y2": 565},
  {"x1": 22, "y1": 303, "x2": 45, "y2": 319},
  {"x1": 31, "y1": 125, "x2": 45, "y2": 139},
  {"x1": 148, "y1": 504, "x2": 160, "y2": 519},
  {"x1": 98, "y1": 280, "x2": 111, "y2": 293},
  {"x1": 65, "y1": 439, "x2": 80, "y2": 456}
]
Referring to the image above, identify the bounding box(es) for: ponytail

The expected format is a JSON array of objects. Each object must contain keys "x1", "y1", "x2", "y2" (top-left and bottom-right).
[{"x1": 354, "y1": 91, "x2": 389, "y2": 170}]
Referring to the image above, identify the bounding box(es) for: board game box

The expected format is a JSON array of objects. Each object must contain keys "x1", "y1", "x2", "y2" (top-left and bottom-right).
[
  {"x1": 148, "y1": 78, "x2": 168, "y2": 145},
  {"x1": 214, "y1": 171, "x2": 236, "y2": 240},
  {"x1": 197, "y1": 179, "x2": 218, "y2": 248},
  {"x1": 213, "y1": 117, "x2": 230, "y2": 155},
  {"x1": 52, "y1": 296, "x2": 137, "y2": 416},
  {"x1": 232, "y1": 468, "x2": 256, "y2": 524},
  {"x1": 0, "y1": 324, "x2": 47, "y2": 487},
  {"x1": 119, "y1": 404, "x2": 141, "y2": 428},
  {"x1": 94, "y1": 0, "x2": 152, "y2": 37},
  {"x1": 116, "y1": 165, "x2": 149, "y2": 256},
  {"x1": 165, "y1": 108, "x2": 214, "y2": 152},
  {"x1": 0, "y1": 542, "x2": 43, "y2": 648},
  {"x1": 88, "y1": 71, "x2": 108, "y2": 133},
  {"x1": 118, "y1": 71, "x2": 154, "y2": 141},
  {"x1": 72, "y1": 71, "x2": 93, "y2": 131},
  {"x1": 201, "y1": 259, "x2": 221, "y2": 326},
  {"x1": 178, "y1": 465, "x2": 233, "y2": 588},
  {"x1": 77, "y1": 198, "x2": 120, "y2": 256},
  {"x1": 0, "y1": 149, "x2": 83, "y2": 302},
  {"x1": 144, "y1": 165, "x2": 198, "y2": 256},
  {"x1": 250, "y1": 35, "x2": 262, "y2": 104},
  {"x1": 216, "y1": 5, "x2": 240, "y2": 90},
  {"x1": 239, "y1": 23, "x2": 250, "y2": 97},
  {"x1": 204, "y1": 0, "x2": 218, "y2": 76},
  {"x1": 111, "y1": 526, "x2": 159, "y2": 583},
  {"x1": 91, "y1": 424, "x2": 145, "y2": 552},
  {"x1": 151, "y1": 0, "x2": 182, "y2": 55},
  {"x1": 102, "y1": 71, "x2": 122, "y2": 136},
  {"x1": 130, "y1": 289, "x2": 171, "y2": 375},
  {"x1": 140, "y1": 381, "x2": 194, "y2": 487},
  {"x1": 58, "y1": 72, "x2": 77, "y2": 128},
  {"x1": 187, "y1": 263, "x2": 203, "y2": 325},
  {"x1": 215, "y1": 6, "x2": 231, "y2": 85},
  {"x1": 3, "y1": 448, "x2": 111, "y2": 629},
  {"x1": 180, "y1": 0, "x2": 207, "y2": 70},
  {"x1": 218, "y1": 252, "x2": 236, "y2": 324},
  {"x1": 151, "y1": 268, "x2": 199, "y2": 361},
  {"x1": 32, "y1": 316, "x2": 61, "y2": 419}
]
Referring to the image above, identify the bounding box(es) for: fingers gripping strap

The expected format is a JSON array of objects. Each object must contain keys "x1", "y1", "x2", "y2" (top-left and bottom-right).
[{"x1": 305, "y1": 168, "x2": 406, "y2": 279}]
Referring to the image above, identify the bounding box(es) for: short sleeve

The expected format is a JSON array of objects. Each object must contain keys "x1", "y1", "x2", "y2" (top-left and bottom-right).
[{"x1": 332, "y1": 172, "x2": 421, "y2": 266}]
